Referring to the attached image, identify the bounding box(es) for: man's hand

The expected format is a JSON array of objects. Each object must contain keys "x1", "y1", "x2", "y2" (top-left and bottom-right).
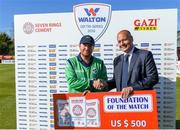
[
  {"x1": 82, "y1": 90, "x2": 90, "y2": 96},
  {"x1": 93, "y1": 79, "x2": 108, "y2": 90},
  {"x1": 121, "y1": 87, "x2": 133, "y2": 99}
]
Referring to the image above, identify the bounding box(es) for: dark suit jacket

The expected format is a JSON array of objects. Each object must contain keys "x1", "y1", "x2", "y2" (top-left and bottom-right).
[{"x1": 108, "y1": 47, "x2": 158, "y2": 91}]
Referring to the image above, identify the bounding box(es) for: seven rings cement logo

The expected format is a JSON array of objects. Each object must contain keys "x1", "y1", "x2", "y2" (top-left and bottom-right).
[
  {"x1": 87, "y1": 108, "x2": 96, "y2": 118},
  {"x1": 23, "y1": 22, "x2": 34, "y2": 34},
  {"x1": 72, "y1": 105, "x2": 83, "y2": 116}
]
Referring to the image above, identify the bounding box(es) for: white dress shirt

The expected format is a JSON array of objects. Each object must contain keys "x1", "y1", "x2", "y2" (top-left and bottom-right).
[{"x1": 123, "y1": 46, "x2": 135, "y2": 71}]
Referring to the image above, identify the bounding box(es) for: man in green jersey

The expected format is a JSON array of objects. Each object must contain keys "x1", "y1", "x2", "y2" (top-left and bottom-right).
[{"x1": 65, "y1": 35, "x2": 107, "y2": 93}]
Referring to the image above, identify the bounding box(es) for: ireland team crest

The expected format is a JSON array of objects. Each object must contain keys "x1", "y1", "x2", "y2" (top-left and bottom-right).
[{"x1": 74, "y1": 3, "x2": 111, "y2": 41}]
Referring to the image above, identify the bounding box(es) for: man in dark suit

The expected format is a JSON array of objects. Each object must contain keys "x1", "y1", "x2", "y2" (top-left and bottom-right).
[{"x1": 96, "y1": 30, "x2": 159, "y2": 98}]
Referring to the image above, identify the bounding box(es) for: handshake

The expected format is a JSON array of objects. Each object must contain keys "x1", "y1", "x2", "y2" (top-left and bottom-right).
[{"x1": 93, "y1": 79, "x2": 108, "y2": 90}]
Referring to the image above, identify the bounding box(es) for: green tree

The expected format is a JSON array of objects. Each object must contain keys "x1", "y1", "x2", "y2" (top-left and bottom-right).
[{"x1": 0, "y1": 33, "x2": 14, "y2": 55}]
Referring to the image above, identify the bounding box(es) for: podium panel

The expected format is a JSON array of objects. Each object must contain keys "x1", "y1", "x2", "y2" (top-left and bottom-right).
[{"x1": 53, "y1": 90, "x2": 158, "y2": 129}]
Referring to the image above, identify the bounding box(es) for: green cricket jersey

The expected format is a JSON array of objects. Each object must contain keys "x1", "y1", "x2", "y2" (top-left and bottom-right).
[{"x1": 65, "y1": 54, "x2": 107, "y2": 93}]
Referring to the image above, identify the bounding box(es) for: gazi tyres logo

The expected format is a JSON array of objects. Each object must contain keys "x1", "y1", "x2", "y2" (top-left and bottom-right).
[
  {"x1": 74, "y1": 3, "x2": 111, "y2": 41},
  {"x1": 134, "y1": 18, "x2": 159, "y2": 31}
]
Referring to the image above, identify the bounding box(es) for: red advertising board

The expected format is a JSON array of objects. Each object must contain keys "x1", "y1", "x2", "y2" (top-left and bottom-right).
[{"x1": 53, "y1": 90, "x2": 158, "y2": 129}]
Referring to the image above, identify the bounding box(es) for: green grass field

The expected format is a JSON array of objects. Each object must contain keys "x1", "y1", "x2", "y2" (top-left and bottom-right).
[
  {"x1": 176, "y1": 77, "x2": 180, "y2": 128},
  {"x1": 0, "y1": 64, "x2": 16, "y2": 128},
  {"x1": 0, "y1": 64, "x2": 179, "y2": 129}
]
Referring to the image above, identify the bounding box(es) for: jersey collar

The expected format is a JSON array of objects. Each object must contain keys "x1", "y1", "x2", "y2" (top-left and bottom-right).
[{"x1": 77, "y1": 53, "x2": 94, "y2": 67}]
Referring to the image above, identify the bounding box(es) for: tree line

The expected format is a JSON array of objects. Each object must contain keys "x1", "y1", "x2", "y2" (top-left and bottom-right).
[{"x1": 0, "y1": 32, "x2": 14, "y2": 55}]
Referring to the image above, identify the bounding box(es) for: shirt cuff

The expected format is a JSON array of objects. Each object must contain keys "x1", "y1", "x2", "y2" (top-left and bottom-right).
[{"x1": 90, "y1": 80, "x2": 94, "y2": 92}]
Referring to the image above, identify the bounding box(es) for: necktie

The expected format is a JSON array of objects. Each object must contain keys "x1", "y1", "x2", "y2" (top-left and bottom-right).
[{"x1": 121, "y1": 54, "x2": 129, "y2": 88}]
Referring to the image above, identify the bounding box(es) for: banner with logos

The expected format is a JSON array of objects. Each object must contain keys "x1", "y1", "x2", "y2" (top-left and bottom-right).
[
  {"x1": 177, "y1": 61, "x2": 180, "y2": 76},
  {"x1": 14, "y1": 4, "x2": 177, "y2": 129},
  {"x1": 53, "y1": 90, "x2": 158, "y2": 129}
]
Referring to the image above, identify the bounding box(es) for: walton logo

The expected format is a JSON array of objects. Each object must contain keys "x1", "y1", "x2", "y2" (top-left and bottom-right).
[
  {"x1": 78, "y1": 8, "x2": 105, "y2": 23},
  {"x1": 84, "y1": 8, "x2": 100, "y2": 16},
  {"x1": 74, "y1": 3, "x2": 111, "y2": 41}
]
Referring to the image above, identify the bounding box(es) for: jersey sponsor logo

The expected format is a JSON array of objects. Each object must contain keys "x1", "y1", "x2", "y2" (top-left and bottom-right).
[{"x1": 92, "y1": 68, "x2": 97, "y2": 74}]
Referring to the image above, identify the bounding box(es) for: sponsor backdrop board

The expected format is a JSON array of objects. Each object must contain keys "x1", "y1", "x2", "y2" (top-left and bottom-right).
[
  {"x1": 14, "y1": 3, "x2": 177, "y2": 129},
  {"x1": 177, "y1": 61, "x2": 180, "y2": 75}
]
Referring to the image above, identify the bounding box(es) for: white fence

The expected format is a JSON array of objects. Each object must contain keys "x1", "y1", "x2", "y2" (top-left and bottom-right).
[{"x1": 1, "y1": 60, "x2": 15, "y2": 64}]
